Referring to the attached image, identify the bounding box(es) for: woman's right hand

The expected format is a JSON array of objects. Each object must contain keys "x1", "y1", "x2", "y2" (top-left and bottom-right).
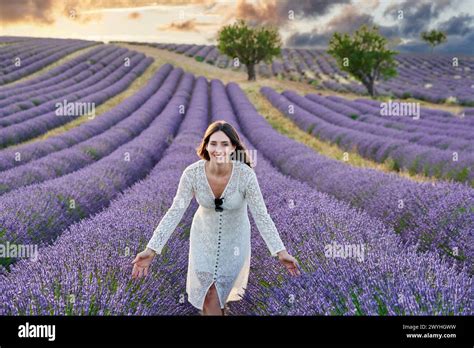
[{"x1": 131, "y1": 248, "x2": 156, "y2": 279}]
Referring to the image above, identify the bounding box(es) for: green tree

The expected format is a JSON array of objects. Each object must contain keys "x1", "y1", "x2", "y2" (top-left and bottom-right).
[
  {"x1": 217, "y1": 19, "x2": 282, "y2": 81},
  {"x1": 421, "y1": 29, "x2": 447, "y2": 53},
  {"x1": 327, "y1": 25, "x2": 398, "y2": 97}
]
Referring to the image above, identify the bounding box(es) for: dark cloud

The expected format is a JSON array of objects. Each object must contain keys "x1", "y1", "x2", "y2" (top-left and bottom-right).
[
  {"x1": 439, "y1": 13, "x2": 474, "y2": 36},
  {"x1": 286, "y1": 5, "x2": 376, "y2": 47},
  {"x1": 326, "y1": 11, "x2": 374, "y2": 33},
  {"x1": 383, "y1": 0, "x2": 455, "y2": 37},
  {"x1": 439, "y1": 31, "x2": 474, "y2": 54},
  {"x1": 378, "y1": 0, "x2": 472, "y2": 54},
  {"x1": 286, "y1": 31, "x2": 331, "y2": 47},
  {"x1": 277, "y1": 0, "x2": 350, "y2": 20},
  {"x1": 399, "y1": 31, "x2": 474, "y2": 55},
  {"x1": 285, "y1": 0, "x2": 473, "y2": 54},
  {"x1": 232, "y1": 0, "x2": 350, "y2": 27},
  {"x1": 378, "y1": 25, "x2": 400, "y2": 39}
]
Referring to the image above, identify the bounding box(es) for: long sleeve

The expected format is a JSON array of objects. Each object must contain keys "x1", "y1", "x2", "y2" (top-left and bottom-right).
[
  {"x1": 146, "y1": 168, "x2": 194, "y2": 254},
  {"x1": 245, "y1": 169, "x2": 286, "y2": 257}
]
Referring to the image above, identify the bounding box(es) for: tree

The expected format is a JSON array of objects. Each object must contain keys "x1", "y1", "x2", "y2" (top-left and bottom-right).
[
  {"x1": 327, "y1": 25, "x2": 398, "y2": 97},
  {"x1": 421, "y1": 30, "x2": 447, "y2": 53},
  {"x1": 217, "y1": 19, "x2": 282, "y2": 81}
]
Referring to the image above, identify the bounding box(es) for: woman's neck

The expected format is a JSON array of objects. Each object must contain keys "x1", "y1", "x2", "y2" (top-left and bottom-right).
[{"x1": 207, "y1": 159, "x2": 233, "y2": 176}]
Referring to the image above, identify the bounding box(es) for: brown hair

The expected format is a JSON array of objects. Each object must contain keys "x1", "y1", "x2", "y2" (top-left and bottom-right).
[{"x1": 196, "y1": 120, "x2": 253, "y2": 168}]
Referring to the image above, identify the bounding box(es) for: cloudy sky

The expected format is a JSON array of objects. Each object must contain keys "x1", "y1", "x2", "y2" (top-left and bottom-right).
[{"x1": 1, "y1": 0, "x2": 473, "y2": 54}]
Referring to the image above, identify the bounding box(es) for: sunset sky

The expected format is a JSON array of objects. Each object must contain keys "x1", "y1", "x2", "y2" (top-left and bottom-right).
[{"x1": 1, "y1": 0, "x2": 473, "y2": 54}]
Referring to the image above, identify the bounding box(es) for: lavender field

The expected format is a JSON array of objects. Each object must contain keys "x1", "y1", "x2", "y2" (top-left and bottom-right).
[
  {"x1": 149, "y1": 43, "x2": 474, "y2": 106},
  {"x1": 0, "y1": 34, "x2": 472, "y2": 318}
]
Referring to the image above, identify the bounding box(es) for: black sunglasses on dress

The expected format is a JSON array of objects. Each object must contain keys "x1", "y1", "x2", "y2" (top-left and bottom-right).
[{"x1": 215, "y1": 198, "x2": 224, "y2": 212}]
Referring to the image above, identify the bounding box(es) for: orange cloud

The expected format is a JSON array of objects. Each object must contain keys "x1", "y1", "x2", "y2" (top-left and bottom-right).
[
  {"x1": 128, "y1": 12, "x2": 141, "y2": 20},
  {"x1": 0, "y1": 0, "x2": 217, "y2": 26},
  {"x1": 221, "y1": 0, "x2": 350, "y2": 27},
  {"x1": 160, "y1": 18, "x2": 215, "y2": 32},
  {"x1": 0, "y1": 0, "x2": 56, "y2": 25},
  {"x1": 223, "y1": 0, "x2": 279, "y2": 27}
]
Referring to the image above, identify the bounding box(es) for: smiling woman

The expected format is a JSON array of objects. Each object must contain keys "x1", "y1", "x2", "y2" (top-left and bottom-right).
[{"x1": 131, "y1": 120, "x2": 300, "y2": 316}]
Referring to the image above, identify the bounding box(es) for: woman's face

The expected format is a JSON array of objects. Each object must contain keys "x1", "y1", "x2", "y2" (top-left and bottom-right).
[{"x1": 206, "y1": 131, "x2": 236, "y2": 164}]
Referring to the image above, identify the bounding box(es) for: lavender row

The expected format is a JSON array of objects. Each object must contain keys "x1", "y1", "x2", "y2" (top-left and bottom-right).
[
  {"x1": 231, "y1": 177, "x2": 471, "y2": 315},
  {"x1": 316, "y1": 94, "x2": 474, "y2": 140},
  {"x1": 284, "y1": 91, "x2": 474, "y2": 153},
  {"x1": 214, "y1": 79, "x2": 471, "y2": 315},
  {"x1": 0, "y1": 64, "x2": 173, "y2": 172},
  {"x1": 341, "y1": 101, "x2": 474, "y2": 142},
  {"x1": 262, "y1": 87, "x2": 474, "y2": 185},
  {"x1": 0, "y1": 39, "x2": 98, "y2": 85},
  {"x1": 0, "y1": 39, "x2": 77, "y2": 62},
  {"x1": 0, "y1": 69, "x2": 192, "y2": 262},
  {"x1": 346, "y1": 97, "x2": 474, "y2": 132},
  {"x1": 0, "y1": 47, "x2": 135, "y2": 119},
  {"x1": 0, "y1": 46, "x2": 121, "y2": 107},
  {"x1": 0, "y1": 55, "x2": 153, "y2": 148},
  {"x1": 0, "y1": 37, "x2": 33, "y2": 44},
  {"x1": 0, "y1": 45, "x2": 107, "y2": 95},
  {"x1": 152, "y1": 42, "x2": 474, "y2": 105},
  {"x1": 0, "y1": 77, "x2": 210, "y2": 315},
  {"x1": 0, "y1": 67, "x2": 183, "y2": 195},
  {"x1": 0, "y1": 76, "x2": 469, "y2": 316},
  {"x1": 227, "y1": 83, "x2": 473, "y2": 270}
]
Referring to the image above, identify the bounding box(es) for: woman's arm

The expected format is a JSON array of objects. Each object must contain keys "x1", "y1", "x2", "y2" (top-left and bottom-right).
[
  {"x1": 146, "y1": 168, "x2": 194, "y2": 255},
  {"x1": 245, "y1": 169, "x2": 286, "y2": 257}
]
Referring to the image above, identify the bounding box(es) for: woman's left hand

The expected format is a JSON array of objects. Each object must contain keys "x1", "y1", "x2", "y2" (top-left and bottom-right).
[{"x1": 277, "y1": 250, "x2": 301, "y2": 276}]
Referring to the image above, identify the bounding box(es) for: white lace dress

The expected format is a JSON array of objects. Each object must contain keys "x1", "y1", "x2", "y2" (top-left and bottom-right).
[{"x1": 146, "y1": 159, "x2": 286, "y2": 310}]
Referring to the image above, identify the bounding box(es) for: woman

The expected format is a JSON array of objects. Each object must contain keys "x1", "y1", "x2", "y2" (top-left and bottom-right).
[{"x1": 131, "y1": 120, "x2": 300, "y2": 315}]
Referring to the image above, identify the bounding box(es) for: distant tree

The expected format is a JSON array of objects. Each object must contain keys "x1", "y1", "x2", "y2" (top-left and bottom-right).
[
  {"x1": 217, "y1": 19, "x2": 282, "y2": 81},
  {"x1": 421, "y1": 29, "x2": 447, "y2": 53},
  {"x1": 328, "y1": 25, "x2": 398, "y2": 97}
]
